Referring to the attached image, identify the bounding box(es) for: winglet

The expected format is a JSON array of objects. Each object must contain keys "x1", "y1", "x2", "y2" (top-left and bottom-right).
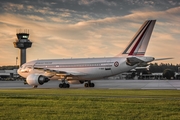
[{"x1": 117, "y1": 20, "x2": 156, "y2": 56}]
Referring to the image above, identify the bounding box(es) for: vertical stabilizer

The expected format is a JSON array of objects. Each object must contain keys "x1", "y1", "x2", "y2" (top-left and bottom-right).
[{"x1": 117, "y1": 20, "x2": 156, "y2": 56}]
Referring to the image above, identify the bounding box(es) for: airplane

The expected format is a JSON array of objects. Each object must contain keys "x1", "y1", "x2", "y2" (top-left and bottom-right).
[{"x1": 18, "y1": 20, "x2": 157, "y2": 88}]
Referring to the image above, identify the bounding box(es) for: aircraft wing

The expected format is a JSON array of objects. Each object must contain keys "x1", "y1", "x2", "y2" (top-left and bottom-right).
[{"x1": 34, "y1": 67, "x2": 87, "y2": 77}]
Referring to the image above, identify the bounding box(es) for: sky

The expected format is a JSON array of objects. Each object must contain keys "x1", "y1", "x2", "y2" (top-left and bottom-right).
[{"x1": 0, "y1": 0, "x2": 180, "y2": 66}]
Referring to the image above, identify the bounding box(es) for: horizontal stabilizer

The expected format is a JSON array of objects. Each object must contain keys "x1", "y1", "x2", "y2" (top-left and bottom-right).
[
  {"x1": 126, "y1": 56, "x2": 155, "y2": 66},
  {"x1": 126, "y1": 57, "x2": 144, "y2": 66},
  {"x1": 154, "y1": 58, "x2": 173, "y2": 61}
]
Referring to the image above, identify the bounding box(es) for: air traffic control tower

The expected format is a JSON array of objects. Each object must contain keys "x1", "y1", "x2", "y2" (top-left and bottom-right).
[{"x1": 13, "y1": 30, "x2": 32, "y2": 66}]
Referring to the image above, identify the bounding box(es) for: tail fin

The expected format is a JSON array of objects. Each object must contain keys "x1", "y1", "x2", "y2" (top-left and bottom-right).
[{"x1": 117, "y1": 20, "x2": 156, "y2": 56}]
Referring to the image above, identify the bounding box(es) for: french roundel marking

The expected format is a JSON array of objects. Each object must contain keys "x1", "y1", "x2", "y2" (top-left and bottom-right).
[{"x1": 114, "y1": 61, "x2": 119, "y2": 67}]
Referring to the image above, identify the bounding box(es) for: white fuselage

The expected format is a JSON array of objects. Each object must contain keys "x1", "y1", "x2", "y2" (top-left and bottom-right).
[{"x1": 18, "y1": 57, "x2": 137, "y2": 81}]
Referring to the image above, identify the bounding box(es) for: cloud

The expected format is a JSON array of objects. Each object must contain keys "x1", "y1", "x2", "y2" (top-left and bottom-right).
[
  {"x1": 26, "y1": 15, "x2": 45, "y2": 21},
  {"x1": 49, "y1": 45, "x2": 74, "y2": 57},
  {"x1": 49, "y1": 17, "x2": 64, "y2": 23},
  {"x1": 153, "y1": 32, "x2": 176, "y2": 41},
  {"x1": 0, "y1": 2, "x2": 180, "y2": 65},
  {"x1": 3, "y1": 2, "x2": 24, "y2": 11},
  {"x1": 166, "y1": 6, "x2": 180, "y2": 14},
  {"x1": 78, "y1": 0, "x2": 117, "y2": 6},
  {"x1": 168, "y1": 0, "x2": 178, "y2": 6}
]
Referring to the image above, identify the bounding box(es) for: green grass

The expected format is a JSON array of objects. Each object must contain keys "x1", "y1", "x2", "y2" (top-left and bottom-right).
[{"x1": 0, "y1": 89, "x2": 180, "y2": 120}]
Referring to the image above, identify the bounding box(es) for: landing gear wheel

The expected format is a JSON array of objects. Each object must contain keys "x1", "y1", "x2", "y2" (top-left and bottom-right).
[
  {"x1": 84, "y1": 83, "x2": 88, "y2": 87},
  {"x1": 66, "y1": 84, "x2": 70, "y2": 88},
  {"x1": 90, "y1": 83, "x2": 95, "y2": 87},
  {"x1": 63, "y1": 83, "x2": 66, "y2": 88},
  {"x1": 59, "y1": 83, "x2": 63, "y2": 88},
  {"x1": 33, "y1": 85, "x2": 38, "y2": 88},
  {"x1": 59, "y1": 83, "x2": 70, "y2": 88}
]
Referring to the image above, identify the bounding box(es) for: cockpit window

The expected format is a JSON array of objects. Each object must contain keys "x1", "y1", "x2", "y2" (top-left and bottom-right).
[
  {"x1": 27, "y1": 66, "x2": 32, "y2": 69},
  {"x1": 21, "y1": 65, "x2": 33, "y2": 73},
  {"x1": 24, "y1": 65, "x2": 32, "y2": 69}
]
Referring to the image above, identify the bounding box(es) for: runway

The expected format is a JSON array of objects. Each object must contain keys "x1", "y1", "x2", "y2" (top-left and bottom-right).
[{"x1": 0, "y1": 80, "x2": 180, "y2": 90}]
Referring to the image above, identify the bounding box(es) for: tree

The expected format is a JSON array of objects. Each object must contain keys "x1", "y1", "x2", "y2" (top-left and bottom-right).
[{"x1": 163, "y1": 69, "x2": 175, "y2": 80}]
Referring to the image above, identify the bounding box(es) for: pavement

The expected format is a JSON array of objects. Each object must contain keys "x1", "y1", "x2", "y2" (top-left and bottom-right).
[{"x1": 0, "y1": 80, "x2": 180, "y2": 90}]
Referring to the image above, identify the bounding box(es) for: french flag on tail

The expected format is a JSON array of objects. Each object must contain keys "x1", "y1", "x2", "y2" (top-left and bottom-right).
[{"x1": 119, "y1": 20, "x2": 156, "y2": 56}]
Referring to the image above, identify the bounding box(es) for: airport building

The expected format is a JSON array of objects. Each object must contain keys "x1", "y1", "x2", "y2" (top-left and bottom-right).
[{"x1": 0, "y1": 69, "x2": 19, "y2": 80}]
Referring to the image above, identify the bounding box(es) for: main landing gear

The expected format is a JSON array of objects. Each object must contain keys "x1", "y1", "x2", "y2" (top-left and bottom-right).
[
  {"x1": 59, "y1": 79, "x2": 70, "y2": 88},
  {"x1": 84, "y1": 81, "x2": 95, "y2": 88},
  {"x1": 59, "y1": 83, "x2": 70, "y2": 88},
  {"x1": 58, "y1": 79, "x2": 95, "y2": 88}
]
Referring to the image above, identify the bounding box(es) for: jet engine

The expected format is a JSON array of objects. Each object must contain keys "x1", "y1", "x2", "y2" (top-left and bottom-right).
[
  {"x1": 26, "y1": 74, "x2": 49, "y2": 86},
  {"x1": 68, "y1": 80, "x2": 84, "y2": 84}
]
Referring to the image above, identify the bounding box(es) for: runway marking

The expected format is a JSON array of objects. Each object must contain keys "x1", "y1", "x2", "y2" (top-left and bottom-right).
[{"x1": 141, "y1": 88, "x2": 177, "y2": 90}]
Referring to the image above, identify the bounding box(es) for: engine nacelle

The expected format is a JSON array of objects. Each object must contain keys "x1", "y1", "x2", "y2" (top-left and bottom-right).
[
  {"x1": 26, "y1": 74, "x2": 49, "y2": 86},
  {"x1": 68, "y1": 80, "x2": 84, "y2": 84}
]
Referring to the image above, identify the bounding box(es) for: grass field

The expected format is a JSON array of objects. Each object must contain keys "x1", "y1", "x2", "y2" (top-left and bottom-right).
[{"x1": 0, "y1": 89, "x2": 180, "y2": 120}]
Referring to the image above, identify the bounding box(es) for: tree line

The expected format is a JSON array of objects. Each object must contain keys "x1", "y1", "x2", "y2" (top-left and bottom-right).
[{"x1": 149, "y1": 63, "x2": 180, "y2": 73}]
